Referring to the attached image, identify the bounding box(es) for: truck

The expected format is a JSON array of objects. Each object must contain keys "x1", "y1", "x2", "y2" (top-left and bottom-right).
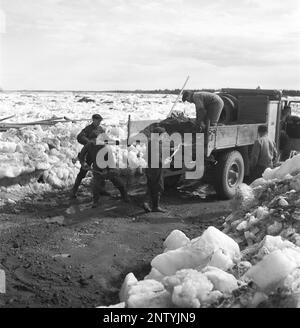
[{"x1": 128, "y1": 88, "x2": 300, "y2": 199}]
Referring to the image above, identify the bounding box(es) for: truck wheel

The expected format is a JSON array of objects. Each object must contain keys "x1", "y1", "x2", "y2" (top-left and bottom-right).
[{"x1": 214, "y1": 150, "x2": 244, "y2": 199}]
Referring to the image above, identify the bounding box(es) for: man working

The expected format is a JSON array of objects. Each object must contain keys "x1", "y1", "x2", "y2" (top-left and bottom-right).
[
  {"x1": 279, "y1": 106, "x2": 292, "y2": 161},
  {"x1": 250, "y1": 125, "x2": 278, "y2": 181},
  {"x1": 182, "y1": 91, "x2": 224, "y2": 130},
  {"x1": 78, "y1": 133, "x2": 129, "y2": 208},
  {"x1": 70, "y1": 114, "x2": 106, "y2": 199},
  {"x1": 143, "y1": 127, "x2": 167, "y2": 213}
]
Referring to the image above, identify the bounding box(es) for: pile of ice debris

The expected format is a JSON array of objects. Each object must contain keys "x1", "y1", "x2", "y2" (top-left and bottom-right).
[
  {"x1": 0, "y1": 122, "x2": 146, "y2": 191},
  {"x1": 96, "y1": 226, "x2": 300, "y2": 308},
  {"x1": 98, "y1": 226, "x2": 300, "y2": 308},
  {"x1": 99, "y1": 155, "x2": 300, "y2": 308},
  {"x1": 223, "y1": 154, "x2": 300, "y2": 248}
]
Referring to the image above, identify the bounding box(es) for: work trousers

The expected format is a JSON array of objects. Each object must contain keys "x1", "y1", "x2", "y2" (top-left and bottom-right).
[
  {"x1": 93, "y1": 169, "x2": 126, "y2": 203},
  {"x1": 145, "y1": 168, "x2": 164, "y2": 203},
  {"x1": 196, "y1": 98, "x2": 224, "y2": 127},
  {"x1": 251, "y1": 165, "x2": 268, "y2": 182},
  {"x1": 73, "y1": 153, "x2": 94, "y2": 192}
]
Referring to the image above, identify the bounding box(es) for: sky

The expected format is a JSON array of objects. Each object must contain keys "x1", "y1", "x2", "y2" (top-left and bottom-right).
[{"x1": 0, "y1": 0, "x2": 300, "y2": 91}]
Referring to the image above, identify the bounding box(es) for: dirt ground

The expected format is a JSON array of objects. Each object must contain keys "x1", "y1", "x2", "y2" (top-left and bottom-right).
[{"x1": 0, "y1": 178, "x2": 231, "y2": 308}]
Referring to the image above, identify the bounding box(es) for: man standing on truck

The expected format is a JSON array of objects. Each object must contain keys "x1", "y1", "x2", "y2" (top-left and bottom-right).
[
  {"x1": 70, "y1": 113, "x2": 106, "y2": 199},
  {"x1": 250, "y1": 125, "x2": 278, "y2": 181},
  {"x1": 182, "y1": 91, "x2": 224, "y2": 130}
]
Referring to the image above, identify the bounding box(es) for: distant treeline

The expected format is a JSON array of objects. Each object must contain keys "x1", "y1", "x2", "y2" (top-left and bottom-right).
[
  {"x1": 1, "y1": 89, "x2": 300, "y2": 96},
  {"x1": 107, "y1": 89, "x2": 216, "y2": 94},
  {"x1": 108, "y1": 89, "x2": 300, "y2": 96}
]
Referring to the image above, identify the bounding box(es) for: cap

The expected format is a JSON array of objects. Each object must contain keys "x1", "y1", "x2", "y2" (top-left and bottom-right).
[
  {"x1": 92, "y1": 114, "x2": 103, "y2": 120},
  {"x1": 182, "y1": 90, "x2": 193, "y2": 102},
  {"x1": 258, "y1": 125, "x2": 268, "y2": 134}
]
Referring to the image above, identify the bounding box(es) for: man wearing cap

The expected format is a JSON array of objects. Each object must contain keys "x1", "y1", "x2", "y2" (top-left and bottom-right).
[
  {"x1": 78, "y1": 133, "x2": 129, "y2": 208},
  {"x1": 143, "y1": 126, "x2": 167, "y2": 213},
  {"x1": 70, "y1": 114, "x2": 106, "y2": 199},
  {"x1": 182, "y1": 91, "x2": 224, "y2": 130}
]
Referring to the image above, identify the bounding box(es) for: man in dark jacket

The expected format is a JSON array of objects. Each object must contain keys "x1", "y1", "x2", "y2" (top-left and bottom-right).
[
  {"x1": 250, "y1": 125, "x2": 278, "y2": 181},
  {"x1": 78, "y1": 137, "x2": 129, "y2": 208},
  {"x1": 70, "y1": 114, "x2": 106, "y2": 199},
  {"x1": 279, "y1": 106, "x2": 292, "y2": 161},
  {"x1": 143, "y1": 127, "x2": 167, "y2": 213}
]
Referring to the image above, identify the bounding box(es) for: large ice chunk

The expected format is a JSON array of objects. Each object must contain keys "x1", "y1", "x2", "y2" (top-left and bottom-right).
[
  {"x1": 151, "y1": 227, "x2": 240, "y2": 276},
  {"x1": 163, "y1": 230, "x2": 190, "y2": 252},
  {"x1": 243, "y1": 250, "x2": 297, "y2": 291},
  {"x1": 126, "y1": 279, "x2": 172, "y2": 308},
  {"x1": 192, "y1": 226, "x2": 240, "y2": 261},
  {"x1": 144, "y1": 268, "x2": 165, "y2": 282},
  {"x1": 119, "y1": 272, "x2": 138, "y2": 302},
  {"x1": 163, "y1": 269, "x2": 213, "y2": 308},
  {"x1": 151, "y1": 247, "x2": 210, "y2": 276},
  {"x1": 257, "y1": 235, "x2": 296, "y2": 259},
  {"x1": 207, "y1": 249, "x2": 234, "y2": 271},
  {"x1": 263, "y1": 154, "x2": 300, "y2": 181},
  {"x1": 202, "y1": 266, "x2": 239, "y2": 294}
]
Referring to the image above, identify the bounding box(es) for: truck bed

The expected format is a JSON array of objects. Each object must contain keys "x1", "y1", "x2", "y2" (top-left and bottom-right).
[{"x1": 207, "y1": 123, "x2": 261, "y2": 156}]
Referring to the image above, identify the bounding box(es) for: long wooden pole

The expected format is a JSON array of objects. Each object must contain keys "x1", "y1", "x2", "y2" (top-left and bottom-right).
[
  {"x1": 127, "y1": 114, "x2": 131, "y2": 146},
  {"x1": 167, "y1": 75, "x2": 190, "y2": 118},
  {"x1": 0, "y1": 115, "x2": 15, "y2": 122}
]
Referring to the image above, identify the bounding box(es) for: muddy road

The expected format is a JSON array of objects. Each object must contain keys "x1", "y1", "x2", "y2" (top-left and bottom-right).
[{"x1": 0, "y1": 180, "x2": 231, "y2": 308}]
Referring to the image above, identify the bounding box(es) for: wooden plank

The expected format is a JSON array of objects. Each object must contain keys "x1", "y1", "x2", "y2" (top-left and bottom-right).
[
  {"x1": 215, "y1": 125, "x2": 238, "y2": 148},
  {"x1": 237, "y1": 124, "x2": 258, "y2": 145},
  {"x1": 0, "y1": 115, "x2": 15, "y2": 122}
]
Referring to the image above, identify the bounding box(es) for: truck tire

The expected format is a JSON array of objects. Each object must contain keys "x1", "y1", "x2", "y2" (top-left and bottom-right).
[
  {"x1": 214, "y1": 150, "x2": 244, "y2": 199},
  {"x1": 219, "y1": 94, "x2": 238, "y2": 123},
  {"x1": 219, "y1": 105, "x2": 232, "y2": 124}
]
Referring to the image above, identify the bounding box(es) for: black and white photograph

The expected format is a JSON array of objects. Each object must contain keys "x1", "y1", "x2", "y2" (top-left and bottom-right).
[{"x1": 0, "y1": 0, "x2": 300, "y2": 313}]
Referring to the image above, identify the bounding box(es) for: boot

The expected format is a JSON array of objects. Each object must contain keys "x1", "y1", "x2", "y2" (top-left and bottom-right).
[
  {"x1": 121, "y1": 191, "x2": 130, "y2": 203},
  {"x1": 119, "y1": 186, "x2": 130, "y2": 203},
  {"x1": 151, "y1": 193, "x2": 166, "y2": 212},
  {"x1": 70, "y1": 175, "x2": 83, "y2": 199},
  {"x1": 143, "y1": 202, "x2": 151, "y2": 213},
  {"x1": 92, "y1": 201, "x2": 100, "y2": 208}
]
